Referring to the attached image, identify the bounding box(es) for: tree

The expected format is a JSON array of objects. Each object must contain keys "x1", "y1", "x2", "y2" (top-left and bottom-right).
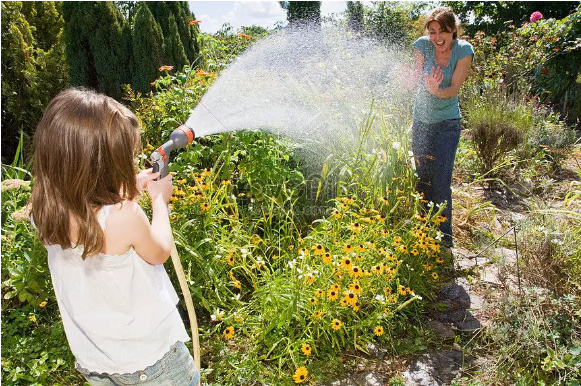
[
  {"x1": 164, "y1": 14, "x2": 188, "y2": 70},
  {"x1": 346, "y1": 1, "x2": 364, "y2": 33},
  {"x1": 1, "y1": 1, "x2": 68, "y2": 163},
  {"x1": 132, "y1": 3, "x2": 164, "y2": 94},
  {"x1": 280, "y1": 1, "x2": 322, "y2": 25},
  {"x1": 63, "y1": 2, "x2": 127, "y2": 98},
  {"x1": 443, "y1": 1, "x2": 579, "y2": 35}
]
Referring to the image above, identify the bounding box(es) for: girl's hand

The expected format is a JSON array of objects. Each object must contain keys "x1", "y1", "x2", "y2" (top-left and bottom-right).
[
  {"x1": 136, "y1": 169, "x2": 160, "y2": 192},
  {"x1": 424, "y1": 66, "x2": 443, "y2": 95},
  {"x1": 147, "y1": 174, "x2": 173, "y2": 205}
]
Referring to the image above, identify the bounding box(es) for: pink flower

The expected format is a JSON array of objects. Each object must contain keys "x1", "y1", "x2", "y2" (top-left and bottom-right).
[{"x1": 530, "y1": 11, "x2": 543, "y2": 23}]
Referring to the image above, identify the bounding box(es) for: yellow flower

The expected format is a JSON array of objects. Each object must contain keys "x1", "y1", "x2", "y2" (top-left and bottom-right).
[
  {"x1": 331, "y1": 283, "x2": 340, "y2": 292},
  {"x1": 384, "y1": 308, "x2": 391, "y2": 315},
  {"x1": 177, "y1": 179, "x2": 187, "y2": 185},
  {"x1": 423, "y1": 264, "x2": 433, "y2": 271},
  {"x1": 200, "y1": 202, "x2": 210, "y2": 212},
  {"x1": 380, "y1": 196, "x2": 389, "y2": 205},
  {"x1": 328, "y1": 289, "x2": 339, "y2": 301},
  {"x1": 313, "y1": 244, "x2": 325, "y2": 255},
  {"x1": 376, "y1": 214, "x2": 386, "y2": 223},
  {"x1": 392, "y1": 236, "x2": 402, "y2": 247},
  {"x1": 384, "y1": 287, "x2": 392, "y2": 295},
  {"x1": 352, "y1": 301, "x2": 360, "y2": 312},
  {"x1": 435, "y1": 257, "x2": 444, "y2": 264},
  {"x1": 314, "y1": 310, "x2": 324, "y2": 319},
  {"x1": 223, "y1": 326, "x2": 234, "y2": 340},
  {"x1": 349, "y1": 265, "x2": 363, "y2": 278},
  {"x1": 304, "y1": 274, "x2": 315, "y2": 285},
  {"x1": 432, "y1": 272, "x2": 439, "y2": 280},
  {"x1": 322, "y1": 252, "x2": 332, "y2": 265},
  {"x1": 28, "y1": 315, "x2": 37, "y2": 323},
  {"x1": 349, "y1": 281, "x2": 362, "y2": 294},
  {"x1": 299, "y1": 248, "x2": 310, "y2": 257},
  {"x1": 301, "y1": 343, "x2": 312, "y2": 356},
  {"x1": 202, "y1": 168, "x2": 212, "y2": 176},
  {"x1": 340, "y1": 297, "x2": 350, "y2": 307},
  {"x1": 309, "y1": 297, "x2": 318, "y2": 306},
  {"x1": 374, "y1": 326, "x2": 384, "y2": 336},
  {"x1": 349, "y1": 222, "x2": 362, "y2": 233},
  {"x1": 221, "y1": 180, "x2": 231, "y2": 185},
  {"x1": 251, "y1": 235, "x2": 262, "y2": 244},
  {"x1": 343, "y1": 244, "x2": 354, "y2": 254},
  {"x1": 234, "y1": 280, "x2": 242, "y2": 289},
  {"x1": 398, "y1": 245, "x2": 408, "y2": 254},
  {"x1": 411, "y1": 249, "x2": 419, "y2": 256},
  {"x1": 398, "y1": 285, "x2": 407, "y2": 296},
  {"x1": 372, "y1": 265, "x2": 383, "y2": 275},
  {"x1": 344, "y1": 291, "x2": 357, "y2": 305},
  {"x1": 416, "y1": 214, "x2": 427, "y2": 222},
  {"x1": 341, "y1": 257, "x2": 353, "y2": 270},
  {"x1": 227, "y1": 255, "x2": 235, "y2": 266},
  {"x1": 331, "y1": 319, "x2": 342, "y2": 330},
  {"x1": 39, "y1": 301, "x2": 48, "y2": 308},
  {"x1": 170, "y1": 196, "x2": 178, "y2": 202},
  {"x1": 293, "y1": 366, "x2": 308, "y2": 383},
  {"x1": 331, "y1": 209, "x2": 341, "y2": 219}
]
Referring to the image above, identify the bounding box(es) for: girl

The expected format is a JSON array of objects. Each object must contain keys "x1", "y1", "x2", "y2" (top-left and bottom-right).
[
  {"x1": 30, "y1": 88, "x2": 199, "y2": 385},
  {"x1": 411, "y1": 7, "x2": 474, "y2": 248}
]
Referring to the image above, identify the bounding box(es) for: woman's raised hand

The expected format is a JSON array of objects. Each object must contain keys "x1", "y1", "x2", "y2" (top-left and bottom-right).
[{"x1": 424, "y1": 66, "x2": 444, "y2": 95}]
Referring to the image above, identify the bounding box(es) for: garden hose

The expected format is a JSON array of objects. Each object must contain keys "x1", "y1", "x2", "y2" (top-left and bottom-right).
[
  {"x1": 169, "y1": 241, "x2": 202, "y2": 374},
  {"x1": 150, "y1": 124, "x2": 201, "y2": 375}
]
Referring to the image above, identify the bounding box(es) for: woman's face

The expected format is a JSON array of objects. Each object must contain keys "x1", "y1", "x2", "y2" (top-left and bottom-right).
[{"x1": 428, "y1": 21, "x2": 455, "y2": 53}]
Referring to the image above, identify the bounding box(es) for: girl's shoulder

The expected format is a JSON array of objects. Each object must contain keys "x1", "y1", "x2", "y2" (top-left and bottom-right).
[
  {"x1": 412, "y1": 36, "x2": 432, "y2": 56},
  {"x1": 454, "y1": 39, "x2": 475, "y2": 57},
  {"x1": 100, "y1": 200, "x2": 147, "y2": 255}
]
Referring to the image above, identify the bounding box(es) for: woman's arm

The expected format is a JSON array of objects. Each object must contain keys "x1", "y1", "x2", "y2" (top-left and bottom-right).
[{"x1": 424, "y1": 54, "x2": 473, "y2": 99}]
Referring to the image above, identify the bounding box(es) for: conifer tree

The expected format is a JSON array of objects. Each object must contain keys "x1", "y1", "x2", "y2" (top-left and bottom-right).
[
  {"x1": 132, "y1": 3, "x2": 164, "y2": 94},
  {"x1": 164, "y1": 14, "x2": 189, "y2": 70}
]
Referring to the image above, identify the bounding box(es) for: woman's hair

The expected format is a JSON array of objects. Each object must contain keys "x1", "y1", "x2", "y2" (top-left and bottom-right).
[
  {"x1": 424, "y1": 7, "x2": 460, "y2": 40},
  {"x1": 31, "y1": 88, "x2": 141, "y2": 258}
]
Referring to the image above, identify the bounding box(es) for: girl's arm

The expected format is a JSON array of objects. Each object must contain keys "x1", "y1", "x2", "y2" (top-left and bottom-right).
[
  {"x1": 424, "y1": 54, "x2": 473, "y2": 99},
  {"x1": 119, "y1": 174, "x2": 175, "y2": 265}
]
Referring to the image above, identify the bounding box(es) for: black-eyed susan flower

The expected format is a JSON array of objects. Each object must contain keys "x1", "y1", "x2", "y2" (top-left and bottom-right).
[
  {"x1": 301, "y1": 344, "x2": 312, "y2": 356},
  {"x1": 313, "y1": 244, "x2": 325, "y2": 255},
  {"x1": 341, "y1": 257, "x2": 353, "y2": 270},
  {"x1": 331, "y1": 209, "x2": 341, "y2": 219},
  {"x1": 349, "y1": 266, "x2": 363, "y2": 278},
  {"x1": 331, "y1": 319, "x2": 342, "y2": 330},
  {"x1": 398, "y1": 285, "x2": 407, "y2": 296},
  {"x1": 435, "y1": 257, "x2": 444, "y2": 264},
  {"x1": 331, "y1": 283, "x2": 340, "y2": 292},
  {"x1": 352, "y1": 301, "x2": 360, "y2": 312},
  {"x1": 314, "y1": 289, "x2": 324, "y2": 297},
  {"x1": 398, "y1": 245, "x2": 408, "y2": 254},
  {"x1": 223, "y1": 326, "x2": 234, "y2": 340},
  {"x1": 309, "y1": 297, "x2": 318, "y2": 306},
  {"x1": 328, "y1": 289, "x2": 339, "y2": 301},
  {"x1": 392, "y1": 236, "x2": 402, "y2": 247},
  {"x1": 299, "y1": 248, "x2": 310, "y2": 257},
  {"x1": 293, "y1": 366, "x2": 308, "y2": 383},
  {"x1": 384, "y1": 287, "x2": 392, "y2": 295},
  {"x1": 376, "y1": 214, "x2": 386, "y2": 223},
  {"x1": 322, "y1": 252, "x2": 332, "y2": 265},
  {"x1": 372, "y1": 265, "x2": 383, "y2": 275},
  {"x1": 28, "y1": 315, "x2": 37, "y2": 323},
  {"x1": 221, "y1": 179, "x2": 231, "y2": 185},
  {"x1": 432, "y1": 272, "x2": 439, "y2": 280},
  {"x1": 411, "y1": 249, "x2": 419, "y2": 256},
  {"x1": 345, "y1": 291, "x2": 357, "y2": 305},
  {"x1": 380, "y1": 196, "x2": 389, "y2": 205},
  {"x1": 343, "y1": 244, "x2": 354, "y2": 254},
  {"x1": 200, "y1": 202, "x2": 210, "y2": 212},
  {"x1": 227, "y1": 255, "x2": 235, "y2": 266},
  {"x1": 356, "y1": 244, "x2": 366, "y2": 252},
  {"x1": 314, "y1": 310, "x2": 324, "y2": 319},
  {"x1": 349, "y1": 281, "x2": 362, "y2": 294},
  {"x1": 374, "y1": 326, "x2": 384, "y2": 336},
  {"x1": 251, "y1": 235, "x2": 262, "y2": 244},
  {"x1": 423, "y1": 264, "x2": 433, "y2": 271},
  {"x1": 349, "y1": 222, "x2": 362, "y2": 233},
  {"x1": 340, "y1": 297, "x2": 350, "y2": 307},
  {"x1": 39, "y1": 301, "x2": 48, "y2": 308}
]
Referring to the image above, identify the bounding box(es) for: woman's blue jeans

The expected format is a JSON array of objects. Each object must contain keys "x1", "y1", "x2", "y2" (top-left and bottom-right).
[{"x1": 412, "y1": 119, "x2": 461, "y2": 246}]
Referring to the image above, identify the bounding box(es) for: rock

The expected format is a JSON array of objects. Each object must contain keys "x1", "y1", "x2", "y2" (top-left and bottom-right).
[
  {"x1": 438, "y1": 284, "x2": 471, "y2": 310},
  {"x1": 439, "y1": 309, "x2": 468, "y2": 324},
  {"x1": 426, "y1": 320, "x2": 455, "y2": 339},
  {"x1": 324, "y1": 372, "x2": 385, "y2": 386},
  {"x1": 402, "y1": 349, "x2": 465, "y2": 385},
  {"x1": 366, "y1": 343, "x2": 387, "y2": 359},
  {"x1": 454, "y1": 312, "x2": 481, "y2": 331}
]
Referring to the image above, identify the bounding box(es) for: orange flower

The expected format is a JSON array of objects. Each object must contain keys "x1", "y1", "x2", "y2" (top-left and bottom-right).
[
  {"x1": 196, "y1": 69, "x2": 211, "y2": 77},
  {"x1": 237, "y1": 33, "x2": 250, "y2": 39},
  {"x1": 158, "y1": 65, "x2": 174, "y2": 72},
  {"x1": 189, "y1": 19, "x2": 202, "y2": 25}
]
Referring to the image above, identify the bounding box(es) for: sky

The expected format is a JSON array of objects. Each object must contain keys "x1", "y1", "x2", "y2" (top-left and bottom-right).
[{"x1": 188, "y1": 1, "x2": 348, "y2": 34}]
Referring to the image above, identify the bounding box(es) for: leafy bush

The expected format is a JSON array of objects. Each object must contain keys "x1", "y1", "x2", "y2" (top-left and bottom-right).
[{"x1": 480, "y1": 292, "x2": 581, "y2": 384}]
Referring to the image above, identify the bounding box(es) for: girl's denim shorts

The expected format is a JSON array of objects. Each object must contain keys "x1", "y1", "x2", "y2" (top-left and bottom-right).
[{"x1": 76, "y1": 341, "x2": 200, "y2": 386}]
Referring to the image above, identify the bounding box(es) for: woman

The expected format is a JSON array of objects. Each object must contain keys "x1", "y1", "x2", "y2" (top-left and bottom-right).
[{"x1": 412, "y1": 7, "x2": 474, "y2": 247}]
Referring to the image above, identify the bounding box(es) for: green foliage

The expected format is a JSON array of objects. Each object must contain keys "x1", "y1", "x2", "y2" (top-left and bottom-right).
[
  {"x1": 1, "y1": 305, "x2": 83, "y2": 385},
  {"x1": 444, "y1": 1, "x2": 579, "y2": 36},
  {"x1": 63, "y1": 1, "x2": 127, "y2": 98},
  {"x1": 281, "y1": 1, "x2": 322, "y2": 25},
  {"x1": 480, "y1": 292, "x2": 581, "y2": 383},
  {"x1": 465, "y1": 6, "x2": 581, "y2": 126},
  {"x1": 164, "y1": 14, "x2": 189, "y2": 70},
  {"x1": 362, "y1": 2, "x2": 426, "y2": 48},
  {"x1": 132, "y1": 3, "x2": 165, "y2": 94},
  {"x1": 1, "y1": 1, "x2": 68, "y2": 164}
]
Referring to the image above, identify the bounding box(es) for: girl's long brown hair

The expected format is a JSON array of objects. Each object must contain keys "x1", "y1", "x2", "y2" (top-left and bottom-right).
[
  {"x1": 425, "y1": 7, "x2": 460, "y2": 40},
  {"x1": 31, "y1": 88, "x2": 141, "y2": 258}
]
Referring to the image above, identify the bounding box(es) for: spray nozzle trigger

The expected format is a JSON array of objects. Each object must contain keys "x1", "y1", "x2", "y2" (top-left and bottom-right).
[{"x1": 150, "y1": 125, "x2": 196, "y2": 180}]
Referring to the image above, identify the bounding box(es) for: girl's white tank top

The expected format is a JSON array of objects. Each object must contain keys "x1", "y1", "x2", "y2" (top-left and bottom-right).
[{"x1": 45, "y1": 204, "x2": 190, "y2": 374}]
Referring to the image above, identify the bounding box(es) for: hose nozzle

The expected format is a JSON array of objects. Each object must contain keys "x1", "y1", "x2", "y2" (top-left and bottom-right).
[{"x1": 150, "y1": 125, "x2": 196, "y2": 179}]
